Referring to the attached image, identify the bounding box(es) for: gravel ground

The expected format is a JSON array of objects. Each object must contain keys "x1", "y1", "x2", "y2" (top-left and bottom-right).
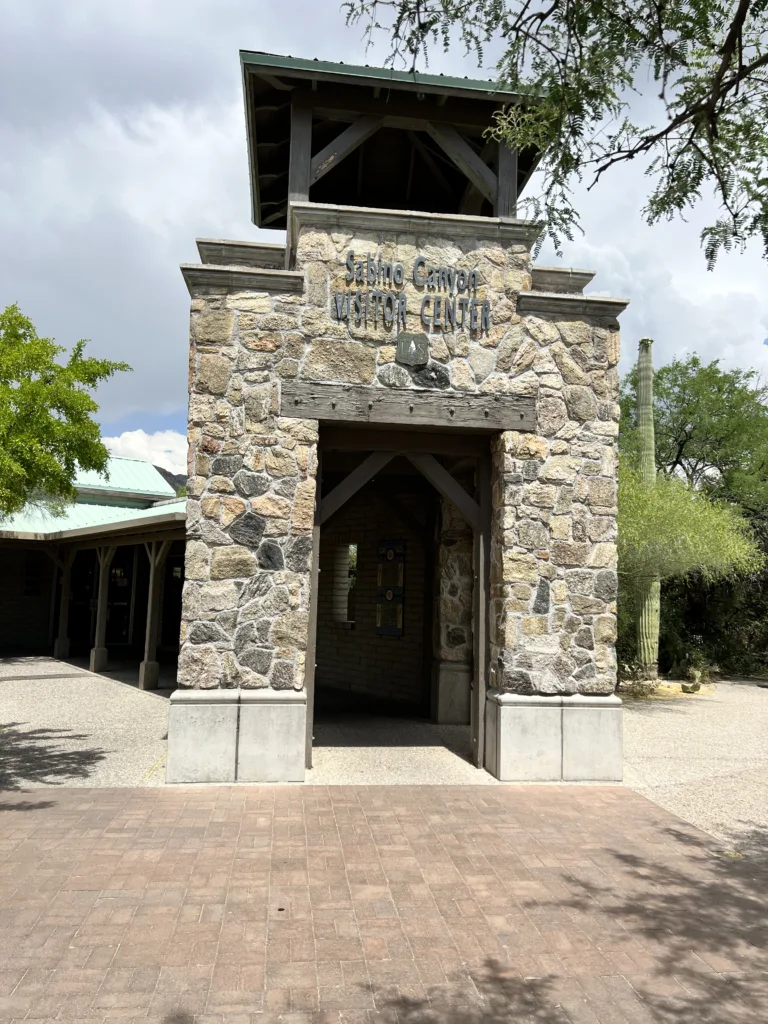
[
  {"x1": 3, "y1": 658, "x2": 767, "y2": 852},
  {"x1": 0, "y1": 656, "x2": 168, "y2": 788},
  {"x1": 623, "y1": 679, "x2": 768, "y2": 851}
]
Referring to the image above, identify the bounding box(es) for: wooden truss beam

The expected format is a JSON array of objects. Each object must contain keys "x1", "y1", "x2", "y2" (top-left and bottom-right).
[
  {"x1": 310, "y1": 117, "x2": 382, "y2": 184},
  {"x1": 404, "y1": 452, "x2": 480, "y2": 529},
  {"x1": 319, "y1": 450, "x2": 396, "y2": 526},
  {"x1": 425, "y1": 122, "x2": 497, "y2": 203}
]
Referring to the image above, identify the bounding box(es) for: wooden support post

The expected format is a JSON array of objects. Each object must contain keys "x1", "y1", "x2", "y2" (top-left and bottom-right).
[
  {"x1": 89, "y1": 545, "x2": 116, "y2": 673},
  {"x1": 471, "y1": 454, "x2": 491, "y2": 768},
  {"x1": 425, "y1": 122, "x2": 497, "y2": 203},
  {"x1": 495, "y1": 143, "x2": 518, "y2": 218},
  {"x1": 305, "y1": 452, "x2": 322, "y2": 769},
  {"x1": 53, "y1": 549, "x2": 76, "y2": 659},
  {"x1": 285, "y1": 104, "x2": 312, "y2": 269},
  {"x1": 139, "y1": 539, "x2": 172, "y2": 690}
]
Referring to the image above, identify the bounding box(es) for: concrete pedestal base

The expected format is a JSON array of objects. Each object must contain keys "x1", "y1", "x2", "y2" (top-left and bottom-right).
[
  {"x1": 89, "y1": 647, "x2": 108, "y2": 672},
  {"x1": 166, "y1": 688, "x2": 307, "y2": 783},
  {"x1": 53, "y1": 637, "x2": 70, "y2": 659},
  {"x1": 431, "y1": 662, "x2": 471, "y2": 724},
  {"x1": 167, "y1": 689, "x2": 239, "y2": 783},
  {"x1": 239, "y1": 689, "x2": 306, "y2": 782},
  {"x1": 484, "y1": 690, "x2": 623, "y2": 782},
  {"x1": 138, "y1": 660, "x2": 160, "y2": 690}
]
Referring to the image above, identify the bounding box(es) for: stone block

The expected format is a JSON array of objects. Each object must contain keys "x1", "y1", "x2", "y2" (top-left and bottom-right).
[
  {"x1": 166, "y1": 689, "x2": 239, "y2": 783},
  {"x1": 484, "y1": 691, "x2": 562, "y2": 781},
  {"x1": 238, "y1": 689, "x2": 306, "y2": 782},
  {"x1": 431, "y1": 662, "x2": 471, "y2": 724},
  {"x1": 561, "y1": 695, "x2": 623, "y2": 781}
]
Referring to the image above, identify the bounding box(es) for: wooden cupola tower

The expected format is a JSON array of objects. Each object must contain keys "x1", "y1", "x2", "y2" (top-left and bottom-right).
[{"x1": 240, "y1": 52, "x2": 539, "y2": 266}]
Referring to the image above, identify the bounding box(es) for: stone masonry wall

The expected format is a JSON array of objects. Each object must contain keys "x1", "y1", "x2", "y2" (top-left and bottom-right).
[
  {"x1": 179, "y1": 287, "x2": 318, "y2": 691},
  {"x1": 180, "y1": 206, "x2": 620, "y2": 695},
  {"x1": 434, "y1": 496, "x2": 474, "y2": 669}
]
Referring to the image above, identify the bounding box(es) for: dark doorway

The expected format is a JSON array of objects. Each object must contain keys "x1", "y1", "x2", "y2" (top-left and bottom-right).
[
  {"x1": 315, "y1": 456, "x2": 437, "y2": 720},
  {"x1": 306, "y1": 427, "x2": 492, "y2": 772}
]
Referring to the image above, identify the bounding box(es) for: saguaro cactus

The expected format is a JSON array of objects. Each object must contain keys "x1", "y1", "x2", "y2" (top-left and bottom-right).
[{"x1": 636, "y1": 338, "x2": 661, "y2": 678}]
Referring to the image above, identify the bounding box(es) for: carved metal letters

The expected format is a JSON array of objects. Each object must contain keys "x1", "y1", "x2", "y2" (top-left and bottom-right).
[{"x1": 331, "y1": 251, "x2": 492, "y2": 336}]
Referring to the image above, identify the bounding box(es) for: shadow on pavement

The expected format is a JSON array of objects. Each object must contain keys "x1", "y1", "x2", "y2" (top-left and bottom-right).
[
  {"x1": 379, "y1": 964, "x2": 560, "y2": 1022},
  {"x1": 0, "y1": 722, "x2": 107, "y2": 790},
  {"x1": 0, "y1": 800, "x2": 56, "y2": 812}
]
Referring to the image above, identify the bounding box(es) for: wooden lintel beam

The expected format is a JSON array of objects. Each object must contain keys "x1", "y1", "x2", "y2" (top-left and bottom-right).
[
  {"x1": 319, "y1": 450, "x2": 397, "y2": 525},
  {"x1": 405, "y1": 452, "x2": 480, "y2": 530},
  {"x1": 310, "y1": 117, "x2": 382, "y2": 185},
  {"x1": 425, "y1": 122, "x2": 497, "y2": 203},
  {"x1": 282, "y1": 381, "x2": 536, "y2": 433}
]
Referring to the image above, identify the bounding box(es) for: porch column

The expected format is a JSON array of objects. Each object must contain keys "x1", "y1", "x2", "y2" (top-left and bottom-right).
[
  {"x1": 139, "y1": 539, "x2": 171, "y2": 690},
  {"x1": 53, "y1": 549, "x2": 76, "y2": 659},
  {"x1": 89, "y1": 545, "x2": 116, "y2": 672}
]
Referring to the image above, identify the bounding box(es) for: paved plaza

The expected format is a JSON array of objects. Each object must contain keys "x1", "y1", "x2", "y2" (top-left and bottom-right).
[
  {"x1": 1, "y1": 784, "x2": 767, "y2": 1023},
  {"x1": 2, "y1": 657, "x2": 768, "y2": 1020}
]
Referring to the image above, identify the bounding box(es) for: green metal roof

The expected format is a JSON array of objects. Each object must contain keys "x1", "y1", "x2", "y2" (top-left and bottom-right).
[
  {"x1": 240, "y1": 51, "x2": 520, "y2": 100},
  {"x1": 0, "y1": 499, "x2": 187, "y2": 541},
  {"x1": 76, "y1": 456, "x2": 176, "y2": 499}
]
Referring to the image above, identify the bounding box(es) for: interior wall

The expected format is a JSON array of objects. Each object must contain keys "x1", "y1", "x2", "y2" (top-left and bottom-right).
[{"x1": 315, "y1": 472, "x2": 433, "y2": 711}]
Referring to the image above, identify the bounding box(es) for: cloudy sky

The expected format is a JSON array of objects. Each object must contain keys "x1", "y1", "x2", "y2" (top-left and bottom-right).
[{"x1": 2, "y1": 1, "x2": 767, "y2": 474}]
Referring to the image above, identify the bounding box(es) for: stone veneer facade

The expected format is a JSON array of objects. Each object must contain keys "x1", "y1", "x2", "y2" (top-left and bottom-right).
[{"x1": 167, "y1": 203, "x2": 627, "y2": 784}]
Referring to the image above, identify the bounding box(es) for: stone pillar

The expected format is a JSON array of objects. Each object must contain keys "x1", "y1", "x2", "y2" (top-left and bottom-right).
[
  {"x1": 168, "y1": 286, "x2": 318, "y2": 783},
  {"x1": 89, "y1": 545, "x2": 116, "y2": 673},
  {"x1": 486, "y1": 309, "x2": 623, "y2": 781},
  {"x1": 139, "y1": 539, "x2": 171, "y2": 690},
  {"x1": 53, "y1": 550, "x2": 75, "y2": 659},
  {"x1": 431, "y1": 495, "x2": 473, "y2": 723}
]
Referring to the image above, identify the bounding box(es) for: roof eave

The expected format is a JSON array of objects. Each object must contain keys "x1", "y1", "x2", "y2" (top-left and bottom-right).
[
  {"x1": 242, "y1": 58, "x2": 262, "y2": 227},
  {"x1": 239, "y1": 50, "x2": 525, "y2": 104}
]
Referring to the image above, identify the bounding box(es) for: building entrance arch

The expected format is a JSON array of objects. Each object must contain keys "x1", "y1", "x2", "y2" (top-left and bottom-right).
[{"x1": 304, "y1": 427, "x2": 491, "y2": 771}]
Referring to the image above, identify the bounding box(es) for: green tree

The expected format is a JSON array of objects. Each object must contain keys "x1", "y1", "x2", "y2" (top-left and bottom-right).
[
  {"x1": 618, "y1": 463, "x2": 764, "y2": 676},
  {"x1": 345, "y1": 1, "x2": 768, "y2": 265},
  {"x1": 0, "y1": 304, "x2": 131, "y2": 519},
  {"x1": 620, "y1": 352, "x2": 768, "y2": 521},
  {"x1": 618, "y1": 345, "x2": 768, "y2": 677}
]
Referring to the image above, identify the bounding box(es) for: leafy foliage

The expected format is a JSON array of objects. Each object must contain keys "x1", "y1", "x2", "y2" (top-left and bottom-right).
[
  {"x1": 620, "y1": 353, "x2": 768, "y2": 496},
  {"x1": 618, "y1": 463, "x2": 762, "y2": 584},
  {"x1": 0, "y1": 304, "x2": 131, "y2": 520},
  {"x1": 345, "y1": 0, "x2": 768, "y2": 265},
  {"x1": 618, "y1": 348, "x2": 768, "y2": 675}
]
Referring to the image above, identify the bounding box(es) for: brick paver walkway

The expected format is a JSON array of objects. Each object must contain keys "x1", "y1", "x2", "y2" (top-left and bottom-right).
[{"x1": 0, "y1": 786, "x2": 766, "y2": 1023}]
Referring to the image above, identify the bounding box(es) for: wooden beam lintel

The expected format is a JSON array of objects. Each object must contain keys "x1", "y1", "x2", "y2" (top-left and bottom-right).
[{"x1": 281, "y1": 382, "x2": 536, "y2": 433}]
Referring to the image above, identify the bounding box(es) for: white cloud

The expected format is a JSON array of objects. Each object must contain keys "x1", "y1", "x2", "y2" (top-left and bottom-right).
[
  {"x1": 1, "y1": 0, "x2": 767, "y2": 434},
  {"x1": 104, "y1": 429, "x2": 187, "y2": 475}
]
